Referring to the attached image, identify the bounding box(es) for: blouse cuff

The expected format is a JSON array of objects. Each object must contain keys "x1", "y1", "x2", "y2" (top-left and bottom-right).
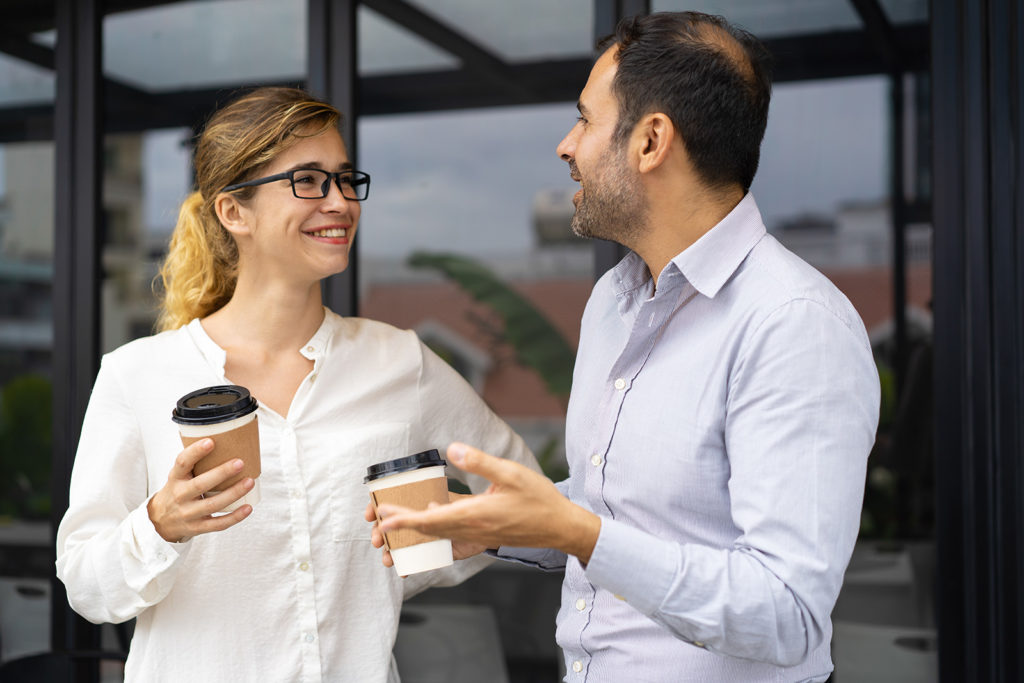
[
  {"x1": 488, "y1": 546, "x2": 567, "y2": 572},
  {"x1": 125, "y1": 497, "x2": 191, "y2": 568}
]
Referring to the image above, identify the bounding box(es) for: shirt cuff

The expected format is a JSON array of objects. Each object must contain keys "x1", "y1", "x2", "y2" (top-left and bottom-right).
[{"x1": 584, "y1": 517, "x2": 679, "y2": 615}]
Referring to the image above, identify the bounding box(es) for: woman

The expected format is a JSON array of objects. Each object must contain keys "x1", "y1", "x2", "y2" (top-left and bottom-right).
[{"x1": 55, "y1": 87, "x2": 538, "y2": 682}]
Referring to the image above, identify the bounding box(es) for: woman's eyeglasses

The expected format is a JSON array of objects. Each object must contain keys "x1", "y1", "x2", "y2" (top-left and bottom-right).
[{"x1": 222, "y1": 168, "x2": 371, "y2": 201}]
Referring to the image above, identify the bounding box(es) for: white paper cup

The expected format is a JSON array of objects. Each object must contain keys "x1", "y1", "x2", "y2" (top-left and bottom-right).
[
  {"x1": 172, "y1": 385, "x2": 261, "y2": 514},
  {"x1": 366, "y1": 450, "x2": 453, "y2": 575}
]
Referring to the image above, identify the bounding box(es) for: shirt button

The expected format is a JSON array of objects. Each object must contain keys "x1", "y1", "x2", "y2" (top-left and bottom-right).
[
  {"x1": 613, "y1": 378, "x2": 626, "y2": 390},
  {"x1": 575, "y1": 598, "x2": 586, "y2": 611},
  {"x1": 309, "y1": 373, "x2": 317, "y2": 383},
  {"x1": 693, "y1": 641, "x2": 705, "y2": 648},
  {"x1": 591, "y1": 454, "x2": 603, "y2": 466},
  {"x1": 572, "y1": 660, "x2": 583, "y2": 673},
  {"x1": 305, "y1": 345, "x2": 315, "y2": 353},
  {"x1": 303, "y1": 633, "x2": 314, "y2": 643},
  {"x1": 299, "y1": 562, "x2": 310, "y2": 571},
  {"x1": 292, "y1": 489, "x2": 303, "y2": 499},
  {"x1": 613, "y1": 594, "x2": 626, "y2": 601}
]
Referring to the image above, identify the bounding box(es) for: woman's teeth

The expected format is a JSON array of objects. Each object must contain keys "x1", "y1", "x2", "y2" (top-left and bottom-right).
[{"x1": 309, "y1": 228, "x2": 347, "y2": 238}]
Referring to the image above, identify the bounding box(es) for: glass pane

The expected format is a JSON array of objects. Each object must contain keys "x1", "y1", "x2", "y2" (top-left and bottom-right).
[
  {"x1": 402, "y1": 0, "x2": 594, "y2": 62},
  {"x1": 880, "y1": 0, "x2": 929, "y2": 24},
  {"x1": 755, "y1": 74, "x2": 936, "y2": 679},
  {"x1": 102, "y1": 0, "x2": 306, "y2": 91},
  {"x1": 359, "y1": 5, "x2": 459, "y2": 76},
  {"x1": 0, "y1": 53, "x2": 54, "y2": 107},
  {"x1": 652, "y1": 0, "x2": 862, "y2": 38},
  {"x1": 360, "y1": 104, "x2": 587, "y2": 678},
  {"x1": 101, "y1": 129, "x2": 191, "y2": 355},
  {"x1": 0, "y1": 141, "x2": 54, "y2": 665},
  {"x1": 0, "y1": 11, "x2": 55, "y2": 675}
]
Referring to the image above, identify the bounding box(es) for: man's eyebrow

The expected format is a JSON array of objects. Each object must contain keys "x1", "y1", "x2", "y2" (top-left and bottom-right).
[{"x1": 576, "y1": 101, "x2": 589, "y2": 116}]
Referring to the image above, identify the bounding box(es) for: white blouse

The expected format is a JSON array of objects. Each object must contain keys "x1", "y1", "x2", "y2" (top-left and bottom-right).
[{"x1": 56, "y1": 310, "x2": 538, "y2": 682}]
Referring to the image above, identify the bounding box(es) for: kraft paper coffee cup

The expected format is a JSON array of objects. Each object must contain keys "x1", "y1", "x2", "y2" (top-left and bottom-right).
[
  {"x1": 172, "y1": 385, "x2": 261, "y2": 514},
  {"x1": 365, "y1": 450, "x2": 453, "y2": 576}
]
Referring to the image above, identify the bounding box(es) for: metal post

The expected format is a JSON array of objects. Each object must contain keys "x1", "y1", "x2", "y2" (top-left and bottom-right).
[
  {"x1": 592, "y1": 0, "x2": 649, "y2": 279},
  {"x1": 308, "y1": 0, "x2": 359, "y2": 316},
  {"x1": 52, "y1": 0, "x2": 103, "y2": 680},
  {"x1": 931, "y1": 0, "x2": 1024, "y2": 680}
]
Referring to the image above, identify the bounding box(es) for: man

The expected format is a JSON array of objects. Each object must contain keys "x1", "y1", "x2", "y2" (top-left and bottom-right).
[{"x1": 371, "y1": 11, "x2": 879, "y2": 682}]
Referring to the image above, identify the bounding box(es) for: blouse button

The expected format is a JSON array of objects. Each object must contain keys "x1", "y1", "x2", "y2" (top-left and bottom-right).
[
  {"x1": 572, "y1": 660, "x2": 583, "y2": 673},
  {"x1": 613, "y1": 378, "x2": 626, "y2": 390},
  {"x1": 591, "y1": 454, "x2": 603, "y2": 466},
  {"x1": 575, "y1": 598, "x2": 586, "y2": 611}
]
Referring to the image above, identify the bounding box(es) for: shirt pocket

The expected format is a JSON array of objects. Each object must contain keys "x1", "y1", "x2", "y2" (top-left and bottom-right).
[{"x1": 328, "y1": 422, "x2": 410, "y2": 542}]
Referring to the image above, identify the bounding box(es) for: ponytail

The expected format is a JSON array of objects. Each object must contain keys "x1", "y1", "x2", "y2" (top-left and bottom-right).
[{"x1": 154, "y1": 191, "x2": 238, "y2": 332}]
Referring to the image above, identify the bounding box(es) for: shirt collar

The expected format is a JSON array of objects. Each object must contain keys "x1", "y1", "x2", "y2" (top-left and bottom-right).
[
  {"x1": 671, "y1": 193, "x2": 766, "y2": 299},
  {"x1": 185, "y1": 306, "x2": 338, "y2": 373},
  {"x1": 609, "y1": 192, "x2": 767, "y2": 302}
]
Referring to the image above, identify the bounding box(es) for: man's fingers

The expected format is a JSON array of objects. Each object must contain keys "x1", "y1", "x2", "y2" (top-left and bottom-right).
[
  {"x1": 446, "y1": 442, "x2": 525, "y2": 487},
  {"x1": 376, "y1": 502, "x2": 415, "y2": 521},
  {"x1": 378, "y1": 500, "x2": 462, "y2": 535}
]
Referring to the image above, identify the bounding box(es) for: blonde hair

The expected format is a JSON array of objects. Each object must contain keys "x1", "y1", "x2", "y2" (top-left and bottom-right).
[{"x1": 155, "y1": 87, "x2": 342, "y2": 332}]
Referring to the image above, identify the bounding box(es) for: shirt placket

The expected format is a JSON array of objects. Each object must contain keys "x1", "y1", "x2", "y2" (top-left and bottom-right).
[
  {"x1": 274, "y1": 415, "x2": 322, "y2": 681},
  {"x1": 573, "y1": 280, "x2": 691, "y2": 681}
]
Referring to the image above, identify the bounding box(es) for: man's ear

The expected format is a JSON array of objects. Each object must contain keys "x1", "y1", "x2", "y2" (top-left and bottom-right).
[
  {"x1": 632, "y1": 113, "x2": 675, "y2": 174},
  {"x1": 214, "y1": 194, "x2": 251, "y2": 237}
]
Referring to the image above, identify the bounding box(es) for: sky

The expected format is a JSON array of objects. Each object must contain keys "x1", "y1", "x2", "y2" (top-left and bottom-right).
[{"x1": 142, "y1": 74, "x2": 888, "y2": 260}]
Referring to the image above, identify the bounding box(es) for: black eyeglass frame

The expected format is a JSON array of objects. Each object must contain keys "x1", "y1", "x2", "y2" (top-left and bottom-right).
[{"x1": 221, "y1": 168, "x2": 371, "y2": 200}]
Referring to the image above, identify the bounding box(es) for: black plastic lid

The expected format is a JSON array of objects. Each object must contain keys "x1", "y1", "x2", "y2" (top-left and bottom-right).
[
  {"x1": 364, "y1": 449, "x2": 446, "y2": 483},
  {"x1": 171, "y1": 385, "x2": 258, "y2": 425}
]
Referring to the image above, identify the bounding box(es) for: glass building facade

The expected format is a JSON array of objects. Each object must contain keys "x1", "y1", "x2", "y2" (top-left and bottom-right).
[{"x1": 0, "y1": 1, "x2": 1020, "y2": 681}]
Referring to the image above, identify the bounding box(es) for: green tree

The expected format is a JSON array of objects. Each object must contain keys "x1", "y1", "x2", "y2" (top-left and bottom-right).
[{"x1": 0, "y1": 374, "x2": 53, "y2": 518}]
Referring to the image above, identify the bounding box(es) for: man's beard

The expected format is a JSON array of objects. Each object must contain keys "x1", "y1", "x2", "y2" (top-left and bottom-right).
[{"x1": 569, "y1": 149, "x2": 648, "y2": 245}]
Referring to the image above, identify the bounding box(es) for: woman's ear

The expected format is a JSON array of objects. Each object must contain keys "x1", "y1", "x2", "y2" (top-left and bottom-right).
[
  {"x1": 633, "y1": 112, "x2": 675, "y2": 174},
  {"x1": 214, "y1": 194, "x2": 252, "y2": 237}
]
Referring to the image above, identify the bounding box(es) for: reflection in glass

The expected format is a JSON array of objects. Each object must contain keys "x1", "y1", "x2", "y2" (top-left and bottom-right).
[
  {"x1": 358, "y1": 101, "x2": 591, "y2": 488},
  {"x1": 101, "y1": 0, "x2": 306, "y2": 91},
  {"x1": 652, "y1": 0, "x2": 862, "y2": 38},
  {"x1": 879, "y1": 0, "x2": 929, "y2": 24},
  {"x1": 403, "y1": 0, "x2": 593, "y2": 61},
  {"x1": 0, "y1": 140, "x2": 55, "y2": 666},
  {"x1": 359, "y1": 6, "x2": 459, "y2": 76},
  {"x1": 749, "y1": 73, "x2": 935, "y2": 680},
  {"x1": 0, "y1": 54, "x2": 54, "y2": 108}
]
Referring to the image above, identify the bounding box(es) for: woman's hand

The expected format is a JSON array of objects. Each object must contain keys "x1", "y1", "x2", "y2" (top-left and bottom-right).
[
  {"x1": 148, "y1": 438, "x2": 255, "y2": 542},
  {"x1": 364, "y1": 490, "x2": 489, "y2": 570}
]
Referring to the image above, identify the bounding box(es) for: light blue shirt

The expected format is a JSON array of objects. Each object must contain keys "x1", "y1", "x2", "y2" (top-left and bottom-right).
[{"x1": 499, "y1": 194, "x2": 880, "y2": 682}]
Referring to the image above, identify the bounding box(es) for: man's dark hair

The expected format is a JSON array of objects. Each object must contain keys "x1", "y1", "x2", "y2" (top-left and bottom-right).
[{"x1": 601, "y1": 12, "x2": 773, "y2": 192}]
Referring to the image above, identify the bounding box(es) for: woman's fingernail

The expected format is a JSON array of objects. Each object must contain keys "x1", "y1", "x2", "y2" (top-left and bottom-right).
[
  {"x1": 449, "y1": 443, "x2": 467, "y2": 464},
  {"x1": 233, "y1": 459, "x2": 244, "y2": 470}
]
